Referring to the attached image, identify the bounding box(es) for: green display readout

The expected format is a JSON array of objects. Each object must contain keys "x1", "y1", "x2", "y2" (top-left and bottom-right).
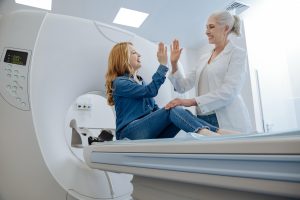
[{"x1": 4, "y1": 50, "x2": 28, "y2": 66}]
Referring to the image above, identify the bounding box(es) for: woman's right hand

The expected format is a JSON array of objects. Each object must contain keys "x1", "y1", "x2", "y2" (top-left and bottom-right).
[
  {"x1": 157, "y1": 42, "x2": 168, "y2": 66},
  {"x1": 165, "y1": 98, "x2": 197, "y2": 109},
  {"x1": 170, "y1": 39, "x2": 183, "y2": 74}
]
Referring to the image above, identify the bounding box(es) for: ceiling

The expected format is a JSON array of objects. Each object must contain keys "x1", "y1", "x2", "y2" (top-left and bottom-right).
[{"x1": 0, "y1": 0, "x2": 234, "y2": 49}]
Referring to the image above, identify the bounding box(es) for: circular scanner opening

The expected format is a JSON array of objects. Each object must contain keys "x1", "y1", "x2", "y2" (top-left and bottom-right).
[{"x1": 64, "y1": 92, "x2": 116, "y2": 162}]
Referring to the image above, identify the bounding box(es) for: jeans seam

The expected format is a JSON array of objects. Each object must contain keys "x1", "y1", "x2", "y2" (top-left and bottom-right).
[{"x1": 172, "y1": 108, "x2": 208, "y2": 132}]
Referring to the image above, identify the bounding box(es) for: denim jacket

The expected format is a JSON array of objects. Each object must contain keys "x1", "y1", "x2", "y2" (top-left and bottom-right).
[{"x1": 113, "y1": 65, "x2": 168, "y2": 139}]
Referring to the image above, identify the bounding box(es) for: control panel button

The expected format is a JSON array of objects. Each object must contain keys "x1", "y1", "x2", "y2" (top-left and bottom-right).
[
  {"x1": 6, "y1": 85, "x2": 11, "y2": 90},
  {"x1": 11, "y1": 90, "x2": 17, "y2": 96}
]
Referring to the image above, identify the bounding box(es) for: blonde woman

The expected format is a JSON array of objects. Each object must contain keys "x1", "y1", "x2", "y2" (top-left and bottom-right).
[
  {"x1": 167, "y1": 11, "x2": 252, "y2": 133},
  {"x1": 105, "y1": 42, "x2": 231, "y2": 140}
]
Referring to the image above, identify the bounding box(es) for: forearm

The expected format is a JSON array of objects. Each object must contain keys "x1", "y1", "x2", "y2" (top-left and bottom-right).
[
  {"x1": 144, "y1": 65, "x2": 169, "y2": 96},
  {"x1": 114, "y1": 65, "x2": 168, "y2": 98},
  {"x1": 168, "y1": 70, "x2": 195, "y2": 93},
  {"x1": 171, "y1": 62, "x2": 178, "y2": 74}
]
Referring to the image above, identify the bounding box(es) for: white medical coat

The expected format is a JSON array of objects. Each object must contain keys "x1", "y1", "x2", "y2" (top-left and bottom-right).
[{"x1": 168, "y1": 41, "x2": 252, "y2": 132}]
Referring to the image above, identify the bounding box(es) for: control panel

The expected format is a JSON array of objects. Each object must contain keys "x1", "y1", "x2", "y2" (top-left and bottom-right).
[{"x1": 0, "y1": 48, "x2": 31, "y2": 110}]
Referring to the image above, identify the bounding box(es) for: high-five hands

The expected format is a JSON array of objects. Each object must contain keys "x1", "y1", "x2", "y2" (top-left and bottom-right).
[
  {"x1": 170, "y1": 39, "x2": 183, "y2": 74},
  {"x1": 165, "y1": 98, "x2": 197, "y2": 109},
  {"x1": 157, "y1": 42, "x2": 168, "y2": 66}
]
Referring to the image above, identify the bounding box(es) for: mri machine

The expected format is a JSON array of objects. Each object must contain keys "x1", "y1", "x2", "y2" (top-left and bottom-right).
[{"x1": 0, "y1": 10, "x2": 300, "y2": 200}]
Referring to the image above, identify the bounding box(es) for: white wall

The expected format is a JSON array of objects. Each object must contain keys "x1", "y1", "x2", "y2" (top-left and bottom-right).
[
  {"x1": 284, "y1": 1, "x2": 300, "y2": 127},
  {"x1": 241, "y1": 0, "x2": 300, "y2": 132}
]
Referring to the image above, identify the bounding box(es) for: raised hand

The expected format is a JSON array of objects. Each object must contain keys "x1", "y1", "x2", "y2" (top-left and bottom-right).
[
  {"x1": 157, "y1": 42, "x2": 168, "y2": 66},
  {"x1": 170, "y1": 39, "x2": 183, "y2": 73}
]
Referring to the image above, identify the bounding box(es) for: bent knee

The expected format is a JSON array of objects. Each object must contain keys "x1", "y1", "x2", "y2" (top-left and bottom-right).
[
  {"x1": 169, "y1": 106, "x2": 184, "y2": 114},
  {"x1": 170, "y1": 106, "x2": 193, "y2": 115}
]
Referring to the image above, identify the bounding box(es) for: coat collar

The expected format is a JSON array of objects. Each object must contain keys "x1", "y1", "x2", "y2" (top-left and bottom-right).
[
  {"x1": 222, "y1": 40, "x2": 234, "y2": 54},
  {"x1": 213, "y1": 40, "x2": 234, "y2": 55},
  {"x1": 208, "y1": 40, "x2": 234, "y2": 63}
]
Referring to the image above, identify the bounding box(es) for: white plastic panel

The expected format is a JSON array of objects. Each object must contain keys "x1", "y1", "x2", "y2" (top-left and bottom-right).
[
  {"x1": 0, "y1": 10, "x2": 68, "y2": 200},
  {"x1": 0, "y1": 10, "x2": 46, "y2": 111},
  {"x1": 95, "y1": 22, "x2": 134, "y2": 43},
  {"x1": 30, "y1": 13, "x2": 133, "y2": 199}
]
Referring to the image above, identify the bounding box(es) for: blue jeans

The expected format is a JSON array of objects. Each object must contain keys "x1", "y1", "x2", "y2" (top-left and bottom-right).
[
  {"x1": 118, "y1": 107, "x2": 218, "y2": 140},
  {"x1": 197, "y1": 114, "x2": 219, "y2": 128}
]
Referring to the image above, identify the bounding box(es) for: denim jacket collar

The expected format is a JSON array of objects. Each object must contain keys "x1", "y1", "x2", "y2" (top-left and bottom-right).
[{"x1": 123, "y1": 73, "x2": 143, "y2": 83}]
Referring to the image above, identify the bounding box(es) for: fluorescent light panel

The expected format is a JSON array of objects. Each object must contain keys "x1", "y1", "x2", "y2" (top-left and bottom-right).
[
  {"x1": 113, "y1": 8, "x2": 149, "y2": 28},
  {"x1": 15, "y1": 0, "x2": 52, "y2": 10}
]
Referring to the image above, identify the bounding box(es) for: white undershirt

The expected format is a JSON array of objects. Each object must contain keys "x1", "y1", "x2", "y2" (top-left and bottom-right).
[
  {"x1": 133, "y1": 72, "x2": 143, "y2": 85},
  {"x1": 196, "y1": 63, "x2": 214, "y2": 115}
]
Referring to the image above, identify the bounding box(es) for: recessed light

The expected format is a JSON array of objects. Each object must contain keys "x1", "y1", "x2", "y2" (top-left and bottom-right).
[
  {"x1": 15, "y1": 0, "x2": 52, "y2": 10},
  {"x1": 113, "y1": 8, "x2": 149, "y2": 28}
]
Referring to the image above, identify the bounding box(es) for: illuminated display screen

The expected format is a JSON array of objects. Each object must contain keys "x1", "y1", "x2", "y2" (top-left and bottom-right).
[{"x1": 4, "y1": 50, "x2": 28, "y2": 66}]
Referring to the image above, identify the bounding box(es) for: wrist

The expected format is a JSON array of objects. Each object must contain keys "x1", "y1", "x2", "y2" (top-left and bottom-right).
[
  {"x1": 191, "y1": 98, "x2": 197, "y2": 106},
  {"x1": 171, "y1": 62, "x2": 178, "y2": 68},
  {"x1": 171, "y1": 63, "x2": 178, "y2": 73}
]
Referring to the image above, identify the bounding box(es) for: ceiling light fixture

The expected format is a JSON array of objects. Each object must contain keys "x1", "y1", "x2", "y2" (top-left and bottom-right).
[
  {"x1": 113, "y1": 8, "x2": 149, "y2": 28},
  {"x1": 15, "y1": 0, "x2": 52, "y2": 10}
]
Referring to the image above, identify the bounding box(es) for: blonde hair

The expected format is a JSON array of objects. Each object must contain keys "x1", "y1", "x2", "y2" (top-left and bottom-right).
[
  {"x1": 211, "y1": 11, "x2": 241, "y2": 36},
  {"x1": 105, "y1": 42, "x2": 134, "y2": 106}
]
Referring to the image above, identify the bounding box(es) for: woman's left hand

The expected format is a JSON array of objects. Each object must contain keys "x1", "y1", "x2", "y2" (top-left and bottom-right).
[
  {"x1": 165, "y1": 98, "x2": 197, "y2": 109},
  {"x1": 157, "y1": 42, "x2": 168, "y2": 66}
]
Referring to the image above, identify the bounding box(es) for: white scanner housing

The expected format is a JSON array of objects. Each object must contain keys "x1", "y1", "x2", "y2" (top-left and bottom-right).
[{"x1": 0, "y1": 10, "x2": 172, "y2": 200}]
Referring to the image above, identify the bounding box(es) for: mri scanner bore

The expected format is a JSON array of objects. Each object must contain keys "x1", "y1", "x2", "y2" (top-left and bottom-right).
[{"x1": 66, "y1": 93, "x2": 116, "y2": 158}]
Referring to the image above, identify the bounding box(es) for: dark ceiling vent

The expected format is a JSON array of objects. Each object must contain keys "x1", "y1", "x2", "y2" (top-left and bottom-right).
[{"x1": 226, "y1": 1, "x2": 249, "y2": 14}]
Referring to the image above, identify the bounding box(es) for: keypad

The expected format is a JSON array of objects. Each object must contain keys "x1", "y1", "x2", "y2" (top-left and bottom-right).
[{"x1": 0, "y1": 49, "x2": 30, "y2": 110}]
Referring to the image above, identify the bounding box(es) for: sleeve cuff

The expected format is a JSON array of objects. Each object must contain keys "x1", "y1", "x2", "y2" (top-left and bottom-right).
[
  {"x1": 168, "y1": 70, "x2": 181, "y2": 78},
  {"x1": 157, "y1": 64, "x2": 169, "y2": 76},
  {"x1": 195, "y1": 96, "x2": 209, "y2": 113}
]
